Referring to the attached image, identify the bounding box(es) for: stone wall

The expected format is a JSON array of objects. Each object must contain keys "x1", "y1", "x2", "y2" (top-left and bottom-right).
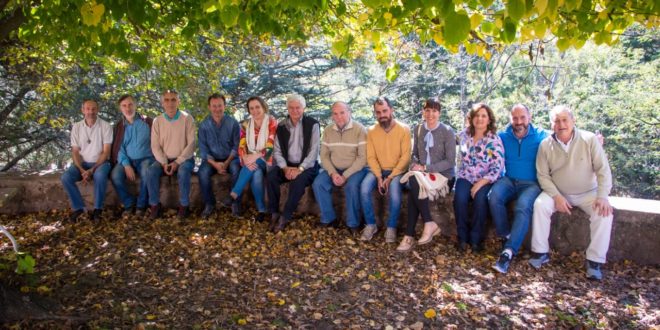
[{"x1": 1, "y1": 171, "x2": 658, "y2": 265}]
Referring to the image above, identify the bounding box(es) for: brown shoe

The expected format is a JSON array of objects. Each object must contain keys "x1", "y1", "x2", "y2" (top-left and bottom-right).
[
  {"x1": 273, "y1": 216, "x2": 288, "y2": 233},
  {"x1": 418, "y1": 221, "x2": 441, "y2": 245},
  {"x1": 396, "y1": 235, "x2": 415, "y2": 252},
  {"x1": 149, "y1": 204, "x2": 161, "y2": 220},
  {"x1": 269, "y1": 213, "x2": 279, "y2": 232}
]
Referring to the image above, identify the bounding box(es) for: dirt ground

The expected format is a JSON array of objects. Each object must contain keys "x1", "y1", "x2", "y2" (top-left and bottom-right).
[{"x1": 1, "y1": 209, "x2": 658, "y2": 329}]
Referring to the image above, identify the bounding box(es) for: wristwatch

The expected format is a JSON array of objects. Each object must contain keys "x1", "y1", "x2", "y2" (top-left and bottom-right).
[{"x1": 298, "y1": 166, "x2": 305, "y2": 172}]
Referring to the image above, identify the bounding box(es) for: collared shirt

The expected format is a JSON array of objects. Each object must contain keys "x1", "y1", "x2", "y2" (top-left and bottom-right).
[
  {"x1": 554, "y1": 131, "x2": 575, "y2": 152},
  {"x1": 273, "y1": 117, "x2": 320, "y2": 170},
  {"x1": 198, "y1": 114, "x2": 240, "y2": 161},
  {"x1": 163, "y1": 110, "x2": 181, "y2": 122},
  {"x1": 71, "y1": 118, "x2": 113, "y2": 163},
  {"x1": 117, "y1": 115, "x2": 152, "y2": 166}
]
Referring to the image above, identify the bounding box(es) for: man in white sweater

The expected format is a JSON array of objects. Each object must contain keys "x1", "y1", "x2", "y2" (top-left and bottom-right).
[{"x1": 528, "y1": 105, "x2": 613, "y2": 280}]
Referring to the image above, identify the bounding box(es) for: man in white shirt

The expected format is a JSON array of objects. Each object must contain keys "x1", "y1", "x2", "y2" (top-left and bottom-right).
[{"x1": 61, "y1": 99, "x2": 113, "y2": 222}]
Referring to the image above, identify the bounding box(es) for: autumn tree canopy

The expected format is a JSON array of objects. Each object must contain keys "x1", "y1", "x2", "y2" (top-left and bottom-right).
[{"x1": 2, "y1": 0, "x2": 658, "y2": 74}]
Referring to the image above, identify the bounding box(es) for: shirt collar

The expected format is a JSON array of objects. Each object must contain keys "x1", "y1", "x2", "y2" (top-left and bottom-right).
[
  {"x1": 333, "y1": 119, "x2": 354, "y2": 132},
  {"x1": 164, "y1": 110, "x2": 181, "y2": 122}
]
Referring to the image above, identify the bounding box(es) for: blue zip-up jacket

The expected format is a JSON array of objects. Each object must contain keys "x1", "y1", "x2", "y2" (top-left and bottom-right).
[{"x1": 498, "y1": 123, "x2": 549, "y2": 182}]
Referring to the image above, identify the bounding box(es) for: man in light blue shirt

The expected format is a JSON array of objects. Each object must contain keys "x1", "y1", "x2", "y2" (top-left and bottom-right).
[
  {"x1": 110, "y1": 94, "x2": 154, "y2": 217},
  {"x1": 198, "y1": 93, "x2": 240, "y2": 218}
]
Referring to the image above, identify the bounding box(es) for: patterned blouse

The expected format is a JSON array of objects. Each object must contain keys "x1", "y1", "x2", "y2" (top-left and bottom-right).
[
  {"x1": 237, "y1": 116, "x2": 278, "y2": 165},
  {"x1": 456, "y1": 129, "x2": 505, "y2": 184}
]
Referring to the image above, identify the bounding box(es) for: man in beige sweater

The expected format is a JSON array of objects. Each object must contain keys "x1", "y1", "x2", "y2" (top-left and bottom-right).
[
  {"x1": 360, "y1": 96, "x2": 411, "y2": 242},
  {"x1": 312, "y1": 102, "x2": 368, "y2": 233},
  {"x1": 529, "y1": 105, "x2": 613, "y2": 280},
  {"x1": 146, "y1": 90, "x2": 196, "y2": 220}
]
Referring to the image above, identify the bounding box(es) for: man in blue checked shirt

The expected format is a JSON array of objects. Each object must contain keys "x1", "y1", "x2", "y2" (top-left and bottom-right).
[
  {"x1": 198, "y1": 93, "x2": 241, "y2": 219},
  {"x1": 110, "y1": 94, "x2": 155, "y2": 218}
]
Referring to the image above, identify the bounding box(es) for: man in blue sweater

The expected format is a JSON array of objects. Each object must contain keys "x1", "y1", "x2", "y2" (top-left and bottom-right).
[{"x1": 489, "y1": 104, "x2": 549, "y2": 273}]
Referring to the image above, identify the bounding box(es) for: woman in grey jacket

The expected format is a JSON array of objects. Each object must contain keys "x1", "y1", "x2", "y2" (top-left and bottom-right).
[{"x1": 397, "y1": 97, "x2": 456, "y2": 252}]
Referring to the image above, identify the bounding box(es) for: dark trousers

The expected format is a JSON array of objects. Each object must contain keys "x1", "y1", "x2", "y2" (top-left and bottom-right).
[
  {"x1": 453, "y1": 178, "x2": 492, "y2": 246},
  {"x1": 266, "y1": 164, "x2": 319, "y2": 220},
  {"x1": 406, "y1": 176, "x2": 455, "y2": 236}
]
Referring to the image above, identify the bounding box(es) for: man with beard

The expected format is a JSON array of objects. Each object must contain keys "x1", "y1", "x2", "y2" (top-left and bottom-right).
[
  {"x1": 360, "y1": 97, "x2": 411, "y2": 243},
  {"x1": 489, "y1": 104, "x2": 549, "y2": 273}
]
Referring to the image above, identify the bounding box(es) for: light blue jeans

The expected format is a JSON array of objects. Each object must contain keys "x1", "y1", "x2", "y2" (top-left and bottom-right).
[
  {"x1": 61, "y1": 161, "x2": 111, "y2": 211},
  {"x1": 312, "y1": 167, "x2": 368, "y2": 229},
  {"x1": 231, "y1": 159, "x2": 267, "y2": 212},
  {"x1": 111, "y1": 157, "x2": 154, "y2": 209},
  {"x1": 488, "y1": 176, "x2": 542, "y2": 254},
  {"x1": 146, "y1": 158, "x2": 195, "y2": 206},
  {"x1": 360, "y1": 170, "x2": 403, "y2": 229}
]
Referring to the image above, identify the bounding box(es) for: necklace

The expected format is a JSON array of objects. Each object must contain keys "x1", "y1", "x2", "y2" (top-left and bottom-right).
[{"x1": 83, "y1": 122, "x2": 96, "y2": 144}]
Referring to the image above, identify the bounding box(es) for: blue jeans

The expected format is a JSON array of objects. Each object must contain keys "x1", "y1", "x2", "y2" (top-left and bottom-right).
[
  {"x1": 312, "y1": 167, "x2": 368, "y2": 229},
  {"x1": 360, "y1": 170, "x2": 403, "y2": 229},
  {"x1": 111, "y1": 157, "x2": 154, "y2": 209},
  {"x1": 61, "y1": 161, "x2": 111, "y2": 211},
  {"x1": 198, "y1": 158, "x2": 240, "y2": 207},
  {"x1": 146, "y1": 158, "x2": 195, "y2": 206},
  {"x1": 488, "y1": 176, "x2": 542, "y2": 254},
  {"x1": 231, "y1": 159, "x2": 268, "y2": 212},
  {"x1": 453, "y1": 178, "x2": 492, "y2": 246}
]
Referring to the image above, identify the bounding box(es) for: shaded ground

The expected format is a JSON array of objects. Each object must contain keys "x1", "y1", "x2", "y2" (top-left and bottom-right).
[{"x1": 0, "y1": 209, "x2": 658, "y2": 329}]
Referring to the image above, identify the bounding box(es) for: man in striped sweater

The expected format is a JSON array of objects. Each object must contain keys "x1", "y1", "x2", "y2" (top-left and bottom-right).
[{"x1": 312, "y1": 102, "x2": 368, "y2": 234}]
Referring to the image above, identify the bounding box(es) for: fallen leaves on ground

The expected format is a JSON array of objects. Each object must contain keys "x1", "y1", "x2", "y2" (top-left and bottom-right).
[{"x1": 0, "y1": 209, "x2": 658, "y2": 328}]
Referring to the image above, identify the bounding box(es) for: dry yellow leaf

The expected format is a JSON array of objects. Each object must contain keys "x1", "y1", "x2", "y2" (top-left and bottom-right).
[{"x1": 424, "y1": 308, "x2": 437, "y2": 319}]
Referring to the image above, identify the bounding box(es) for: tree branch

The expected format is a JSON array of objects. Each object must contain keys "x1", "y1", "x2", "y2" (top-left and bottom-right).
[
  {"x1": 0, "y1": 86, "x2": 31, "y2": 127},
  {"x1": 0, "y1": 136, "x2": 55, "y2": 172}
]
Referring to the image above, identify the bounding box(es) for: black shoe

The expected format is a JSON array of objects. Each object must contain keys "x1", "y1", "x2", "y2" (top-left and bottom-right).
[
  {"x1": 456, "y1": 241, "x2": 468, "y2": 253},
  {"x1": 221, "y1": 196, "x2": 233, "y2": 208},
  {"x1": 177, "y1": 206, "x2": 190, "y2": 220},
  {"x1": 471, "y1": 243, "x2": 485, "y2": 253},
  {"x1": 201, "y1": 204, "x2": 215, "y2": 219},
  {"x1": 349, "y1": 227, "x2": 361, "y2": 236},
  {"x1": 319, "y1": 220, "x2": 339, "y2": 228},
  {"x1": 493, "y1": 250, "x2": 513, "y2": 274},
  {"x1": 135, "y1": 207, "x2": 146, "y2": 217},
  {"x1": 67, "y1": 209, "x2": 84, "y2": 222},
  {"x1": 272, "y1": 216, "x2": 288, "y2": 233},
  {"x1": 92, "y1": 209, "x2": 103, "y2": 221},
  {"x1": 149, "y1": 204, "x2": 161, "y2": 220},
  {"x1": 255, "y1": 212, "x2": 266, "y2": 223},
  {"x1": 231, "y1": 201, "x2": 242, "y2": 217}
]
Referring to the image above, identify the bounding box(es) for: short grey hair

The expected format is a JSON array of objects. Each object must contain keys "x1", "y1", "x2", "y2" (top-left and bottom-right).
[
  {"x1": 331, "y1": 101, "x2": 351, "y2": 112},
  {"x1": 286, "y1": 94, "x2": 306, "y2": 108},
  {"x1": 511, "y1": 103, "x2": 530, "y2": 114},
  {"x1": 549, "y1": 105, "x2": 574, "y2": 122}
]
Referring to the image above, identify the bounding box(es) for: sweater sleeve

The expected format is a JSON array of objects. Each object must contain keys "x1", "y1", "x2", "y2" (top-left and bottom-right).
[
  {"x1": 151, "y1": 117, "x2": 168, "y2": 165},
  {"x1": 389, "y1": 125, "x2": 411, "y2": 178},
  {"x1": 410, "y1": 125, "x2": 421, "y2": 168},
  {"x1": 536, "y1": 140, "x2": 561, "y2": 197},
  {"x1": 343, "y1": 125, "x2": 367, "y2": 179},
  {"x1": 175, "y1": 115, "x2": 196, "y2": 164},
  {"x1": 319, "y1": 126, "x2": 336, "y2": 175},
  {"x1": 366, "y1": 127, "x2": 381, "y2": 178},
  {"x1": 589, "y1": 134, "x2": 613, "y2": 198}
]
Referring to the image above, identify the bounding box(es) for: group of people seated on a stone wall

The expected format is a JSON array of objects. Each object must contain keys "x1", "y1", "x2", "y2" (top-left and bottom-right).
[{"x1": 62, "y1": 90, "x2": 613, "y2": 280}]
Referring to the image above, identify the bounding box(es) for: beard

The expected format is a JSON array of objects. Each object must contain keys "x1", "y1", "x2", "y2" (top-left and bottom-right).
[
  {"x1": 378, "y1": 115, "x2": 393, "y2": 128},
  {"x1": 512, "y1": 123, "x2": 528, "y2": 135}
]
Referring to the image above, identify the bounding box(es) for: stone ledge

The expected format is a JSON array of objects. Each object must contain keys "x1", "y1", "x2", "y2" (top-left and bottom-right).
[{"x1": 1, "y1": 171, "x2": 658, "y2": 265}]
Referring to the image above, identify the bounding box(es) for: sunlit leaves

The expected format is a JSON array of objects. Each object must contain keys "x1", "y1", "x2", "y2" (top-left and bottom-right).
[
  {"x1": 80, "y1": 1, "x2": 105, "y2": 27},
  {"x1": 506, "y1": 0, "x2": 526, "y2": 21}
]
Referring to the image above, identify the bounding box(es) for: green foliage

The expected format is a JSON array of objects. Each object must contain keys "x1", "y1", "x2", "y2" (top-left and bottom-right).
[{"x1": 16, "y1": 252, "x2": 35, "y2": 275}]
